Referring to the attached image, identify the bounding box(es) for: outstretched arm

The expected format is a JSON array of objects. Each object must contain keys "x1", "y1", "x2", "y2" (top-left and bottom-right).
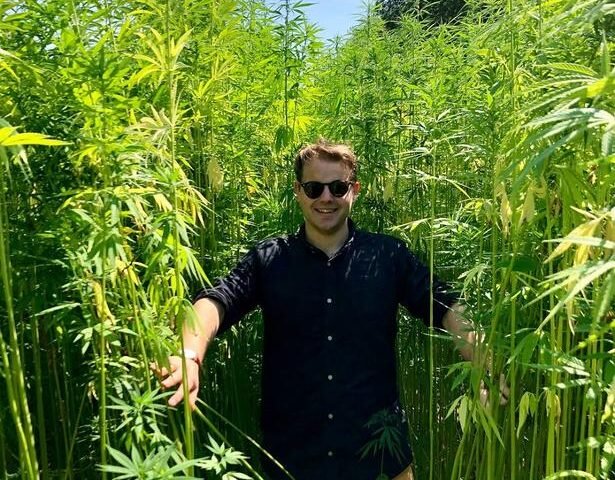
[
  {"x1": 442, "y1": 303, "x2": 476, "y2": 362},
  {"x1": 442, "y1": 302, "x2": 509, "y2": 406},
  {"x1": 156, "y1": 298, "x2": 224, "y2": 409},
  {"x1": 156, "y1": 246, "x2": 261, "y2": 409}
]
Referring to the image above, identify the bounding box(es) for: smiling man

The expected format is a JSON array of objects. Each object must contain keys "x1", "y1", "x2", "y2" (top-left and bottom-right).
[{"x1": 160, "y1": 139, "x2": 477, "y2": 480}]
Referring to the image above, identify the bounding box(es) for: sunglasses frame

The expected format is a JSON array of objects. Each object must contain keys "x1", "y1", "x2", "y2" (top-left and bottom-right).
[{"x1": 299, "y1": 180, "x2": 355, "y2": 199}]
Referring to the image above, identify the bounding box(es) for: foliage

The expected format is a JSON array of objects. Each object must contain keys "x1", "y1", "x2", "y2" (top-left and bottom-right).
[
  {"x1": 0, "y1": 0, "x2": 613, "y2": 479},
  {"x1": 376, "y1": 0, "x2": 468, "y2": 27}
]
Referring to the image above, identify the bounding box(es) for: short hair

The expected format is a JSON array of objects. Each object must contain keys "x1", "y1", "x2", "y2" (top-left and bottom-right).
[{"x1": 293, "y1": 138, "x2": 358, "y2": 182}]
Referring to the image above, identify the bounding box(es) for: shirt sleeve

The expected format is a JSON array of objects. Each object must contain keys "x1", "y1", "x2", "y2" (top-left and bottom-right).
[
  {"x1": 394, "y1": 240, "x2": 459, "y2": 329},
  {"x1": 192, "y1": 247, "x2": 260, "y2": 335}
]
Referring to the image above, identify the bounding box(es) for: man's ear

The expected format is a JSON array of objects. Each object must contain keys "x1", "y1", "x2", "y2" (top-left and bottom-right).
[
  {"x1": 352, "y1": 181, "x2": 361, "y2": 196},
  {"x1": 293, "y1": 180, "x2": 301, "y2": 196}
]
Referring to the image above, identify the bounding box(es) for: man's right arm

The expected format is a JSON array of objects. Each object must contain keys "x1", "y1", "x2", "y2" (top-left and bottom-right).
[
  {"x1": 158, "y1": 245, "x2": 262, "y2": 409},
  {"x1": 159, "y1": 297, "x2": 224, "y2": 409},
  {"x1": 184, "y1": 297, "x2": 224, "y2": 363}
]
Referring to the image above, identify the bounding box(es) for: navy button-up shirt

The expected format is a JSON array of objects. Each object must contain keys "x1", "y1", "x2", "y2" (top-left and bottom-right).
[{"x1": 195, "y1": 220, "x2": 457, "y2": 480}]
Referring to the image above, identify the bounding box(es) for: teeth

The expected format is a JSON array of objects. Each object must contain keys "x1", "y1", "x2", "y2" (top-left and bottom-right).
[{"x1": 316, "y1": 209, "x2": 335, "y2": 213}]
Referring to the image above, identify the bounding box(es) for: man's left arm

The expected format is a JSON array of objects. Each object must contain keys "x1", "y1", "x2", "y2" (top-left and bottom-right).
[
  {"x1": 442, "y1": 303, "x2": 476, "y2": 362},
  {"x1": 442, "y1": 302, "x2": 510, "y2": 406}
]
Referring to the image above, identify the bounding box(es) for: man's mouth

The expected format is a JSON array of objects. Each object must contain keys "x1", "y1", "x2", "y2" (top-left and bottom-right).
[{"x1": 314, "y1": 208, "x2": 337, "y2": 214}]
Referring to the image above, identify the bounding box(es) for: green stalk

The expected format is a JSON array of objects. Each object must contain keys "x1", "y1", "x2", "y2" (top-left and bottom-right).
[
  {"x1": 463, "y1": 433, "x2": 479, "y2": 480},
  {"x1": 559, "y1": 316, "x2": 571, "y2": 472},
  {"x1": 594, "y1": 337, "x2": 605, "y2": 475},
  {"x1": 506, "y1": 2, "x2": 518, "y2": 475},
  {"x1": 30, "y1": 312, "x2": 48, "y2": 479},
  {"x1": 126, "y1": 279, "x2": 151, "y2": 391},
  {"x1": 99, "y1": 253, "x2": 108, "y2": 479},
  {"x1": 0, "y1": 408, "x2": 7, "y2": 480},
  {"x1": 62, "y1": 385, "x2": 89, "y2": 480},
  {"x1": 164, "y1": 0, "x2": 194, "y2": 468},
  {"x1": 529, "y1": 362, "x2": 540, "y2": 480},
  {"x1": 283, "y1": 0, "x2": 290, "y2": 131},
  {"x1": 48, "y1": 340, "x2": 70, "y2": 478},
  {"x1": 428, "y1": 151, "x2": 436, "y2": 480},
  {"x1": 509, "y1": 275, "x2": 517, "y2": 480},
  {"x1": 0, "y1": 150, "x2": 38, "y2": 479},
  {"x1": 546, "y1": 214, "x2": 557, "y2": 477},
  {"x1": 585, "y1": 338, "x2": 597, "y2": 473},
  {"x1": 451, "y1": 225, "x2": 487, "y2": 479},
  {"x1": 0, "y1": 332, "x2": 30, "y2": 476},
  {"x1": 487, "y1": 182, "x2": 500, "y2": 480},
  {"x1": 97, "y1": 41, "x2": 110, "y2": 479}
]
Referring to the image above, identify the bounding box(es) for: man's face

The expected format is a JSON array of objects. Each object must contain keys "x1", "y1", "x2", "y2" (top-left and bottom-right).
[{"x1": 293, "y1": 156, "x2": 360, "y2": 237}]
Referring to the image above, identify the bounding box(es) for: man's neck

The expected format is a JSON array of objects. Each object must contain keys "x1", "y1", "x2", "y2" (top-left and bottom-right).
[{"x1": 304, "y1": 220, "x2": 349, "y2": 258}]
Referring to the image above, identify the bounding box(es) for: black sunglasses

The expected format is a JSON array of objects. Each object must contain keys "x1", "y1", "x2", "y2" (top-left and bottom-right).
[{"x1": 299, "y1": 180, "x2": 354, "y2": 199}]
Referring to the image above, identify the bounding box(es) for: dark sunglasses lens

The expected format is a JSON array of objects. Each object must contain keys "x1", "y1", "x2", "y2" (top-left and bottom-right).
[
  {"x1": 303, "y1": 182, "x2": 324, "y2": 199},
  {"x1": 329, "y1": 181, "x2": 350, "y2": 197}
]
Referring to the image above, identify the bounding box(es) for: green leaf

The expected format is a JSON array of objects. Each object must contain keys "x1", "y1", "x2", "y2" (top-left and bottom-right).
[
  {"x1": 495, "y1": 255, "x2": 539, "y2": 273},
  {"x1": 458, "y1": 396, "x2": 470, "y2": 433},
  {"x1": 34, "y1": 302, "x2": 80, "y2": 317},
  {"x1": 508, "y1": 331, "x2": 540, "y2": 367},
  {"x1": 546, "y1": 63, "x2": 598, "y2": 78},
  {"x1": 592, "y1": 270, "x2": 615, "y2": 322},
  {"x1": 601, "y1": 438, "x2": 615, "y2": 477},
  {"x1": 517, "y1": 392, "x2": 536, "y2": 438},
  {"x1": 585, "y1": 75, "x2": 615, "y2": 99},
  {"x1": 274, "y1": 125, "x2": 293, "y2": 153},
  {"x1": 0, "y1": 132, "x2": 69, "y2": 147},
  {"x1": 601, "y1": 126, "x2": 614, "y2": 156},
  {"x1": 547, "y1": 236, "x2": 615, "y2": 251},
  {"x1": 534, "y1": 260, "x2": 615, "y2": 329},
  {"x1": 105, "y1": 446, "x2": 135, "y2": 471},
  {"x1": 542, "y1": 470, "x2": 596, "y2": 479}
]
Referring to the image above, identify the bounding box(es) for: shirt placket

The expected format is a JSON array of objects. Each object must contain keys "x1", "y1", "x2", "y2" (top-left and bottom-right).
[{"x1": 322, "y1": 252, "x2": 338, "y2": 460}]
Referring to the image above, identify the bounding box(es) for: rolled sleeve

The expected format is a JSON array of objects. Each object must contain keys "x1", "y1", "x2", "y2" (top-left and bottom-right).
[
  {"x1": 395, "y1": 240, "x2": 458, "y2": 329},
  {"x1": 193, "y1": 247, "x2": 260, "y2": 335}
]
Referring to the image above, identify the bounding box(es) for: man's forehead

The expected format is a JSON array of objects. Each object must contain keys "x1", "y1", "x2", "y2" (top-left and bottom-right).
[{"x1": 302, "y1": 156, "x2": 351, "y2": 178}]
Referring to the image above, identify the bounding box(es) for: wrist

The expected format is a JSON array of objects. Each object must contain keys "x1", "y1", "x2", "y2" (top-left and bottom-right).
[{"x1": 182, "y1": 348, "x2": 202, "y2": 368}]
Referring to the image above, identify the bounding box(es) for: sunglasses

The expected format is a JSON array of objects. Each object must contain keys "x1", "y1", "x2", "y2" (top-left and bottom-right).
[{"x1": 299, "y1": 180, "x2": 354, "y2": 199}]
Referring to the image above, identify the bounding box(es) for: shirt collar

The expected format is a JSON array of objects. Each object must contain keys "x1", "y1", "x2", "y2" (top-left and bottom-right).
[{"x1": 296, "y1": 218, "x2": 357, "y2": 258}]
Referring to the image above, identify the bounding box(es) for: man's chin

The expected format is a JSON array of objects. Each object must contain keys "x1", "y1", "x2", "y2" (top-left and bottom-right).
[{"x1": 309, "y1": 218, "x2": 347, "y2": 235}]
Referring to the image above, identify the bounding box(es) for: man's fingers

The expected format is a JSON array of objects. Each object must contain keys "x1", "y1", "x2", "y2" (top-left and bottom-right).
[
  {"x1": 156, "y1": 366, "x2": 170, "y2": 378},
  {"x1": 161, "y1": 369, "x2": 181, "y2": 389},
  {"x1": 392, "y1": 464, "x2": 414, "y2": 480},
  {"x1": 189, "y1": 388, "x2": 199, "y2": 411},
  {"x1": 169, "y1": 381, "x2": 199, "y2": 409},
  {"x1": 150, "y1": 362, "x2": 167, "y2": 377},
  {"x1": 500, "y1": 374, "x2": 510, "y2": 395},
  {"x1": 499, "y1": 373, "x2": 510, "y2": 405},
  {"x1": 168, "y1": 385, "x2": 185, "y2": 407},
  {"x1": 479, "y1": 381, "x2": 489, "y2": 407},
  {"x1": 153, "y1": 357, "x2": 199, "y2": 408},
  {"x1": 479, "y1": 375, "x2": 510, "y2": 407}
]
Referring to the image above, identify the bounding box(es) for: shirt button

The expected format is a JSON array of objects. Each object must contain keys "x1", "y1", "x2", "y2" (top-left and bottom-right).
[
  {"x1": 326, "y1": 298, "x2": 332, "y2": 304},
  {"x1": 327, "y1": 335, "x2": 333, "y2": 341},
  {"x1": 327, "y1": 374, "x2": 333, "y2": 381},
  {"x1": 327, "y1": 261, "x2": 331, "y2": 267},
  {"x1": 327, "y1": 451, "x2": 334, "y2": 457},
  {"x1": 328, "y1": 413, "x2": 334, "y2": 419}
]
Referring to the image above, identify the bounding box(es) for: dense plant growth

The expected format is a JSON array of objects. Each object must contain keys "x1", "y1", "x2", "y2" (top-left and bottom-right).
[
  {"x1": 376, "y1": 0, "x2": 468, "y2": 27},
  {"x1": 0, "y1": 0, "x2": 613, "y2": 479}
]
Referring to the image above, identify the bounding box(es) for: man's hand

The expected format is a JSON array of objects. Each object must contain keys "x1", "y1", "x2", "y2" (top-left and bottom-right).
[
  {"x1": 154, "y1": 355, "x2": 200, "y2": 410},
  {"x1": 153, "y1": 298, "x2": 221, "y2": 410},
  {"x1": 442, "y1": 304, "x2": 510, "y2": 407},
  {"x1": 392, "y1": 464, "x2": 415, "y2": 479},
  {"x1": 480, "y1": 373, "x2": 510, "y2": 407}
]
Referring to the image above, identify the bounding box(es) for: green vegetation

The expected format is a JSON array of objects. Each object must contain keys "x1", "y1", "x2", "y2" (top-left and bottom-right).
[{"x1": 0, "y1": 0, "x2": 614, "y2": 478}]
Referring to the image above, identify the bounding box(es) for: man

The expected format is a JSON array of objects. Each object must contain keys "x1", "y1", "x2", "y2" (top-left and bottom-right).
[{"x1": 159, "y1": 140, "x2": 478, "y2": 480}]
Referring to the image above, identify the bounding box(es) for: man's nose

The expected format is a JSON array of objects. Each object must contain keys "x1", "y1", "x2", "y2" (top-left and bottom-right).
[{"x1": 319, "y1": 185, "x2": 335, "y2": 201}]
